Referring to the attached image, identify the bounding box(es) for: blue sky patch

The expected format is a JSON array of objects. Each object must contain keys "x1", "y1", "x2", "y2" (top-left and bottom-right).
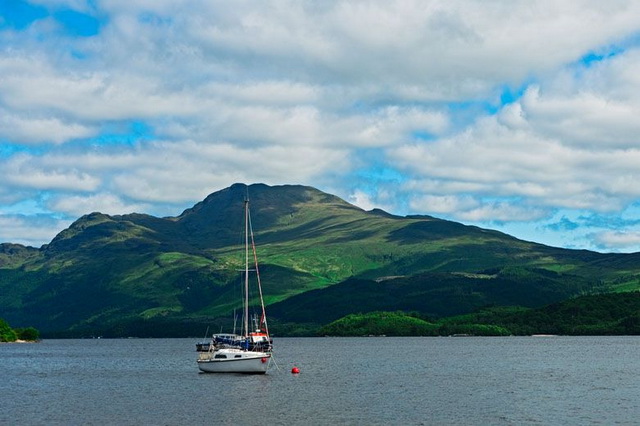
[
  {"x1": 88, "y1": 121, "x2": 155, "y2": 147},
  {"x1": 545, "y1": 216, "x2": 580, "y2": 232},
  {"x1": 53, "y1": 9, "x2": 100, "y2": 37},
  {"x1": 411, "y1": 131, "x2": 437, "y2": 142},
  {"x1": 0, "y1": 1, "x2": 100, "y2": 36},
  {"x1": 579, "y1": 50, "x2": 623, "y2": 67},
  {"x1": 0, "y1": 142, "x2": 46, "y2": 158},
  {"x1": 0, "y1": 0, "x2": 47, "y2": 30},
  {"x1": 499, "y1": 83, "x2": 529, "y2": 106}
]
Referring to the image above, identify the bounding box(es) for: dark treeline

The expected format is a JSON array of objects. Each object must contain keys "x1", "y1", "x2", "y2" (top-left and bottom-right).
[
  {"x1": 34, "y1": 292, "x2": 640, "y2": 338},
  {"x1": 318, "y1": 292, "x2": 640, "y2": 336}
]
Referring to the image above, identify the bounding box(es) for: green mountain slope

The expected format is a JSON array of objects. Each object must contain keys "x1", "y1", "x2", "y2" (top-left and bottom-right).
[
  {"x1": 1, "y1": 183, "x2": 639, "y2": 337},
  {"x1": 267, "y1": 267, "x2": 600, "y2": 326}
]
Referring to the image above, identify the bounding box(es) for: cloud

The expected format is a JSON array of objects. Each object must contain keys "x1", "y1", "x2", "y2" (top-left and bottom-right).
[
  {"x1": 348, "y1": 190, "x2": 377, "y2": 211},
  {"x1": 6, "y1": 1, "x2": 640, "y2": 144},
  {"x1": 389, "y1": 46, "x2": 640, "y2": 221},
  {"x1": 168, "y1": 1, "x2": 640, "y2": 99},
  {"x1": 519, "y1": 75, "x2": 640, "y2": 150},
  {"x1": 592, "y1": 231, "x2": 640, "y2": 250},
  {"x1": 456, "y1": 202, "x2": 549, "y2": 223},
  {"x1": 409, "y1": 194, "x2": 479, "y2": 215},
  {"x1": 202, "y1": 104, "x2": 448, "y2": 148},
  {"x1": 0, "y1": 107, "x2": 95, "y2": 144},
  {"x1": 2, "y1": 153, "x2": 101, "y2": 191},
  {"x1": 108, "y1": 141, "x2": 352, "y2": 203},
  {"x1": 0, "y1": 139, "x2": 351, "y2": 208},
  {"x1": 46, "y1": 193, "x2": 152, "y2": 217},
  {"x1": 405, "y1": 192, "x2": 549, "y2": 223},
  {"x1": 0, "y1": 56, "x2": 200, "y2": 122},
  {"x1": 0, "y1": 214, "x2": 71, "y2": 247},
  {"x1": 3, "y1": 1, "x2": 640, "y2": 252}
]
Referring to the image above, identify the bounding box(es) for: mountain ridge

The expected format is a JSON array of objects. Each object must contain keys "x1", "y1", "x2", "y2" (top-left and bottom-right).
[{"x1": 1, "y1": 183, "x2": 638, "y2": 336}]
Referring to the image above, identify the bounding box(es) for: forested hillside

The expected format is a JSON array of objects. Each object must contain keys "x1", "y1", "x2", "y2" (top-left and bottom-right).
[{"x1": 1, "y1": 183, "x2": 639, "y2": 337}]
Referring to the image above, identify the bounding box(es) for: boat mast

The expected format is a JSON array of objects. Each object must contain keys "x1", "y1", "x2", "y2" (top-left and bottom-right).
[
  {"x1": 249, "y1": 212, "x2": 270, "y2": 338},
  {"x1": 244, "y1": 198, "x2": 250, "y2": 340}
]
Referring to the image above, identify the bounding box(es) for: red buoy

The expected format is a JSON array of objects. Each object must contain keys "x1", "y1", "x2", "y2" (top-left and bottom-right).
[{"x1": 291, "y1": 366, "x2": 300, "y2": 374}]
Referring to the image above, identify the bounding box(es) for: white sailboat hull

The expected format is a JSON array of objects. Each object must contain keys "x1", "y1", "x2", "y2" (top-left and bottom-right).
[{"x1": 197, "y1": 348, "x2": 271, "y2": 374}]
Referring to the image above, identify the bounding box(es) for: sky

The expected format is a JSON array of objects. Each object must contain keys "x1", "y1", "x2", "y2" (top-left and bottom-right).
[{"x1": 2, "y1": 1, "x2": 640, "y2": 253}]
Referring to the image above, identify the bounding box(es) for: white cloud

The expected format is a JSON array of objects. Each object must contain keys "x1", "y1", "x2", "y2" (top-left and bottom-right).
[
  {"x1": 348, "y1": 190, "x2": 377, "y2": 211},
  {"x1": 347, "y1": 187, "x2": 399, "y2": 214},
  {"x1": 0, "y1": 139, "x2": 350, "y2": 206},
  {"x1": 389, "y1": 48, "x2": 640, "y2": 217},
  {"x1": 107, "y1": 141, "x2": 351, "y2": 203},
  {"x1": 3, "y1": 154, "x2": 101, "y2": 191},
  {"x1": 520, "y1": 84, "x2": 640, "y2": 149},
  {"x1": 593, "y1": 230, "x2": 640, "y2": 249},
  {"x1": 409, "y1": 194, "x2": 479, "y2": 215},
  {"x1": 403, "y1": 179, "x2": 488, "y2": 195},
  {"x1": 207, "y1": 81, "x2": 320, "y2": 107},
  {"x1": 0, "y1": 215, "x2": 72, "y2": 247},
  {"x1": 0, "y1": 59, "x2": 200, "y2": 122},
  {"x1": 455, "y1": 202, "x2": 548, "y2": 223},
  {"x1": 3, "y1": 1, "x2": 640, "y2": 252},
  {"x1": 211, "y1": 104, "x2": 448, "y2": 148},
  {"x1": 407, "y1": 194, "x2": 547, "y2": 222},
  {"x1": 0, "y1": 108, "x2": 95, "y2": 145},
  {"x1": 46, "y1": 193, "x2": 152, "y2": 217},
  {"x1": 6, "y1": 1, "x2": 640, "y2": 147}
]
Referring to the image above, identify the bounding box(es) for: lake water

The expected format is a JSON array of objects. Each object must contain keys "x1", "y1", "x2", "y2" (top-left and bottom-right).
[{"x1": 1, "y1": 336, "x2": 638, "y2": 425}]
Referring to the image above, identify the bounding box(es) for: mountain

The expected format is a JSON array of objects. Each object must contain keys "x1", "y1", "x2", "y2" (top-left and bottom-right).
[{"x1": 1, "y1": 183, "x2": 639, "y2": 337}]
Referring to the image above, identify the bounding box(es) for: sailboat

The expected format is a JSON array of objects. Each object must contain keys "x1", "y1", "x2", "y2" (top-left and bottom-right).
[{"x1": 197, "y1": 197, "x2": 273, "y2": 374}]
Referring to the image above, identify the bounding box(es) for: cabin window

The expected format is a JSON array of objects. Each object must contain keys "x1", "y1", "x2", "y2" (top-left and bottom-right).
[
  {"x1": 235, "y1": 355, "x2": 242, "y2": 358},
  {"x1": 214, "y1": 354, "x2": 227, "y2": 359}
]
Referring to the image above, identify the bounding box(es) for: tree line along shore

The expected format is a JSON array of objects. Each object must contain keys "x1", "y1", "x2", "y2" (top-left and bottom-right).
[{"x1": 0, "y1": 318, "x2": 39, "y2": 342}]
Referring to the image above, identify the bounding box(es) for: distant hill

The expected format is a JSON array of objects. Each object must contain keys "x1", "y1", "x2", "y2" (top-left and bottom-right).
[
  {"x1": 316, "y1": 292, "x2": 640, "y2": 336},
  {"x1": 1, "y1": 183, "x2": 639, "y2": 337}
]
